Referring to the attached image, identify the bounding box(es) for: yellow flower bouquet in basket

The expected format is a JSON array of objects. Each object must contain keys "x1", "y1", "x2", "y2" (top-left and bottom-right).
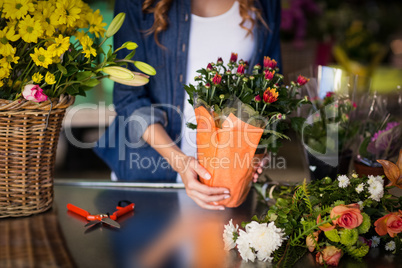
[{"x1": 0, "y1": 0, "x2": 155, "y2": 218}]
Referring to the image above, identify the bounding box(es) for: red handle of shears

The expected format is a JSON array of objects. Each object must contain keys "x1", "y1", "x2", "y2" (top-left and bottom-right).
[
  {"x1": 110, "y1": 203, "x2": 135, "y2": 220},
  {"x1": 67, "y1": 203, "x2": 90, "y2": 218}
]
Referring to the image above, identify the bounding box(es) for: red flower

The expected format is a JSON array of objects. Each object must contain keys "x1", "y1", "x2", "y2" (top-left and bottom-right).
[
  {"x1": 212, "y1": 73, "x2": 222, "y2": 85},
  {"x1": 263, "y1": 56, "x2": 277, "y2": 69},
  {"x1": 229, "y1": 52, "x2": 238, "y2": 63},
  {"x1": 217, "y1": 57, "x2": 223, "y2": 65},
  {"x1": 297, "y1": 75, "x2": 310, "y2": 86},
  {"x1": 237, "y1": 64, "x2": 245, "y2": 75},
  {"x1": 206, "y1": 63, "x2": 213, "y2": 71},
  {"x1": 254, "y1": 95, "x2": 262, "y2": 102},
  {"x1": 325, "y1": 91, "x2": 335, "y2": 98},
  {"x1": 264, "y1": 70, "x2": 275, "y2": 80},
  {"x1": 263, "y1": 87, "x2": 278, "y2": 104}
]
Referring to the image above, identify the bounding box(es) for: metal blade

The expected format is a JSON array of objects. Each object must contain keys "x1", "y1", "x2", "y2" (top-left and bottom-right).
[
  {"x1": 85, "y1": 220, "x2": 101, "y2": 228},
  {"x1": 102, "y1": 218, "x2": 120, "y2": 228}
]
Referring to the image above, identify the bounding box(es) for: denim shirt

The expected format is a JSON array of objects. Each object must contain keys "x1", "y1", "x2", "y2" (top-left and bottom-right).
[{"x1": 94, "y1": 0, "x2": 282, "y2": 182}]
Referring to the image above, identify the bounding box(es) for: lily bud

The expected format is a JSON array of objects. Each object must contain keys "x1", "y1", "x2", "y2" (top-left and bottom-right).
[
  {"x1": 134, "y1": 61, "x2": 157, "y2": 76},
  {"x1": 122, "y1": 41, "x2": 138, "y2": 50},
  {"x1": 102, "y1": 66, "x2": 134, "y2": 80},
  {"x1": 106, "y1": 13, "x2": 126, "y2": 38},
  {"x1": 109, "y1": 72, "x2": 149, "y2": 87}
]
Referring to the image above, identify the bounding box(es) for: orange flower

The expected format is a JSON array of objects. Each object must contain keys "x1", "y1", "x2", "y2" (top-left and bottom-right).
[
  {"x1": 315, "y1": 246, "x2": 342, "y2": 266},
  {"x1": 377, "y1": 149, "x2": 402, "y2": 189},
  {"x1": 374, "y1": 211, "x2": 402, "y2": 237},
  {"x1": 317, "y1": 214, "x2": 335, "y2": 231},
  {"x1": 263, "y1": 87, "x2": 278, "y2": 104},
  {"x1": 330, "y1": 204, "x2": 363, "y2": 229}
]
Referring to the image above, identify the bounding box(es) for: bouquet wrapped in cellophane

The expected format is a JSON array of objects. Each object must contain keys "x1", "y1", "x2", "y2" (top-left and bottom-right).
[{"x1": 185, "y1": 53, "x2": 308, "y2": 207}]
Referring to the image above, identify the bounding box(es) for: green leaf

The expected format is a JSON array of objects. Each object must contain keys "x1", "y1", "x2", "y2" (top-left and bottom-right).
[
  {"x1": 186, "y1": 122, "x2": 197, "y2": 130},
  {"x1": 57, "y1": 63, "x2": 67, "y2": 75},
  {"x1": 76, "y1": 71, "x2": 94, "y2": 81},
  {"x1": 65, "y1": 84, "x2": 79, "y2": 95},
  {"x1": 124, "y1": 49, "x2": 136, "y2": 60},
  {"x1": 81, "y1": 78, "x2": 100, "y2": 87}
]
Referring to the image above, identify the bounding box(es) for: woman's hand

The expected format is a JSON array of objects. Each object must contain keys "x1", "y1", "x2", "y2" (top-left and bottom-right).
[
  {"x1": 142, "y1": 123, "x2": 230, "y2": 210},
  {"x1": 252, "y1": 154, "x2": 269, "y2": 183},
  {"x1": 178, "y1": 156, "x2": 230, "y2": 210}
]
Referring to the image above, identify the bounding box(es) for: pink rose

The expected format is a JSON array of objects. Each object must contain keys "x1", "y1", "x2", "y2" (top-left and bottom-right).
[
  {"x1": 374, "y1": 211, "x2": 402, "y2": 238},
  {"x1": 22, "y1": 84, "x2": 48, "y2": 103},
  {"x1": 316, "y1": 246, "x2": 342, "y2": 266},
  {"x1": 330, "y1": 204, "x2": 363, "y2": 229}
]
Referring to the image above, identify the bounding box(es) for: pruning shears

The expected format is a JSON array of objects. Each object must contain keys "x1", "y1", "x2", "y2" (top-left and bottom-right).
[{"x1": 67, "y1": 201, "x2": 135, "y2": 229}]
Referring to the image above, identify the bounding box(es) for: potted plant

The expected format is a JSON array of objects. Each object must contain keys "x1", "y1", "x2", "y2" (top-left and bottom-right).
[{"x1": 184, "y1": 53, "x2": 308, "y2": 207}]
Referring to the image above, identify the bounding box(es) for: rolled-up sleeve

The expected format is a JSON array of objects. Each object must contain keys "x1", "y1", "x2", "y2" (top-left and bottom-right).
[{"x1": 128, "y1": 105, "x2": 168, "y2": 143}]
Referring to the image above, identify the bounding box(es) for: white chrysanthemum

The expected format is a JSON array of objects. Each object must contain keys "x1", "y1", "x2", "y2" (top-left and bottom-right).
[
  {"x1": 385, "y1": 241, "x2": 396, "y2": 251},
  {"x1": 371, "y1": 236, "x2": 380, "y2": 248},
  {"x1": 236, "y1": 229, "x2": 255, "y2": 262},
  {"x1": 245, "y1": 221, "x2": 285, "y2": 262},
  {"x1": 368, "y1": 180, "x2": 384, "y2": 202},
  {"x1": 367, "y1": 175, "x2": 384, "y2": 185},
  {"x1": 352, "y1": 173, "x2": 358, "y2": 178},
  {"x1": 358, "y1": 201, "x2": 364, "y2": 210},
  {"x1": 356, "y1": 183, "x2": 365, "y2": 193},
  {"x1": 337, "y1": 175, "x2": 350, "y2": 188},
  {"x1": 223, "y1": 219, "x2": 239, "y2": 251}
]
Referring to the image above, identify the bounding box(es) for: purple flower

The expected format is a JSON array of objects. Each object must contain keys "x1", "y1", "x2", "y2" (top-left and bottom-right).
[{"x1": 367, "y1": 122, "x2": 401, "y2": 155}]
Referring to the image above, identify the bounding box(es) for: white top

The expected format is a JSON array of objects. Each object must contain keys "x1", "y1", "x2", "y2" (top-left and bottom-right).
[{"x1": 177, "y1": 0, "x2": 256, "y2": 182}]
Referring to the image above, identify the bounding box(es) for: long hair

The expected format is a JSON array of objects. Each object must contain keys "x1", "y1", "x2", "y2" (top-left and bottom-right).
[{"x1": 142, "y1": 0, "x2": 268, "y2": 47}]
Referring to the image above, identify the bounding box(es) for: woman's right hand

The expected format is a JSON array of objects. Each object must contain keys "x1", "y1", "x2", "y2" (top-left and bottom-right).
[{"x1": 178, "y1": 156, "x2": 230, "y2": 210}]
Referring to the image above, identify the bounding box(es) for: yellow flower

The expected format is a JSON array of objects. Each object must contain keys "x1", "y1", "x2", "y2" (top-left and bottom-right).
[
  {"x1": 32, "y1": 72, "x2": 43, "y2": 84},
  {"x1": 0, "y1": 80, "x2": 4, "y2": 87},
  {"x1": 55, "y1": 0, "x2": 82, "y2": 28},
  {"x1": 74, "y1": 2, "x2": 92, "y2": 29},
  {"x1": 0, "y1": 26, "x2": 19, "y2": 56},
  {"x1": 48, "y1": 35, "x2": 70, "y2": 57},
  {"x1": 2, "y1": 52, "x2": 20, "y2": 69},
  {"x1": 2, "y1": 0, "x2": 34, "y2": 20},
  {"x1": 45, "y1": 72, "x2": 56, "y2": 85},
  {"x1": 0, "y1": 66, "x2": 11, "y2": 80},
  {"x1": 87, "y1": 9, "x2": 107, "y2": 38},
  {"x1": 34, "y1": 1, "x2": 57, "y2": 37},
  {"x1": 80, "y1": 35, "x2": 96, "y2": 58},
  {"x1": 30, "y1": 47, "x2": 52, "y2": 68},
  {"x1": 19, "y1": 15, "x2": 43, "y2": 43}
]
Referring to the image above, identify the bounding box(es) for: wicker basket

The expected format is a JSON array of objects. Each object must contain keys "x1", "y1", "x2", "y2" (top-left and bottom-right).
[{"x1": 0, "y1": 95, "x2": 74, "y2": 218}]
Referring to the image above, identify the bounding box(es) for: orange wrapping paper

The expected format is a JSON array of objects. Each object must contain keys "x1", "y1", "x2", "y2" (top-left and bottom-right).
[{"x1": 195, "y1": 106, "x2": 264, "y2": 207}]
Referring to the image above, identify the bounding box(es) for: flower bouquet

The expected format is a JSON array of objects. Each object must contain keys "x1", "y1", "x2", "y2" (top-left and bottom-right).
[
  {"x1": 354, "y1": 96, "x2": 401, "y2": 178},
  {"x1": 0, "y1": 0, "x2": 154, "y2": 218},
  {"x1": 300, "y1": 67, "x2": 360, "y2": 179},
  {"x1": 224, "y1": 156, "x2": 402, "y2": 266},
  {"x1": 185, "y1": 53, "x2": 308, "y2": 207}
]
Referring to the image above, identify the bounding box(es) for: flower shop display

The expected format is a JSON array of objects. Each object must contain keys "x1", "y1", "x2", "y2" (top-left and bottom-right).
[
  {"x1": 0, "y1": 0, "x2": 154, "y2": 218},
  {"x1": 355, "y1": 105, "x2": 401, "y2": 178},
  {"x1": 300, "y1": 68, "x2": 360, "y2": 180},
  {"x1": 223, "y1": 164, "x2": 402, "y2": 266},
  {"x1": 185, "y1": 54, "x2": 308, "y2": 207}
]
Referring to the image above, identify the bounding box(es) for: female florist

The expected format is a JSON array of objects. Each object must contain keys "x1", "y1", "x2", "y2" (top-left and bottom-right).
[{"x1": 0, "y1": 0, "x2": 401, "y2": 268}]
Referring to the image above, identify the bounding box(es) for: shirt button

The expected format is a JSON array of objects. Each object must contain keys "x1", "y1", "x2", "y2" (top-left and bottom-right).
[
  {"x1": 185, "y1": 13, "x2": 189, "y2": 21},
  {"x1": 182, "y1": 43, "x2": 186, "y2": 52},
  {"x1": 177, "y1": 105, "x2": 181, "y2": 111},
  {"x1": 179, "y1": 74, "x2": 183, "y2": 83}
]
